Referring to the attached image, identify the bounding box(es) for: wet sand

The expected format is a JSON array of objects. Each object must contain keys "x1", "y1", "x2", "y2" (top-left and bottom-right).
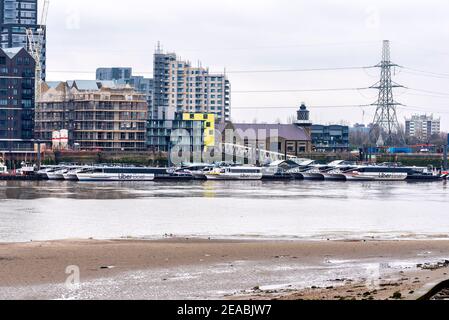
[{"x1": 1, "y1": 239, "x2": 449, "y2": 300}]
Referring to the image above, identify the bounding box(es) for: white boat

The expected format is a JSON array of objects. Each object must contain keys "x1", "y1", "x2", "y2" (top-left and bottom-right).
[
  {"x1": 205, "y1": 166, "x2": 263, "y2": 180},
  {"x1": 322, "y1": 169, "x2": 348, "y2": 181},
  {"x1": 301, "y1": 168, "x2": 325, "y2": 180},
  {"x1": 322, "y1": 162, "x2": 358, "y2": 181},
  {"x1": 301, "y1": 160, "x2": 349, "y2": 181},
  {"x1": 344, "y1": 166, "x2": 409, "y2": 181},
  {"x1": 63, "y1": 167, "x2": 90, "y2": 181},
  {"x1": 77, "y1": 167, "x2": 156, "y2": 182},
  {"x1": 46, "y1": 167, "x2": 66, "y2": 180},
  {"x1": 37, "y1": 166, "x2": 55, "y2": 179},
  {"x1": 179, "y1": 164, "x2": 215, "y2": 180},
  {"x1": 17, "y1": 162, "x2": 36, "y2": 176},
  {"x1": 0, "y1": 162, "x2": 7, "y2": 175}
]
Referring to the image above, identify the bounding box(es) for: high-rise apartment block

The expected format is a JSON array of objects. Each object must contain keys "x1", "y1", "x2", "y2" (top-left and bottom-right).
[
  {"x1": 405, "y1": 114, "x2": 441, "y2": 141},
  {"x1": 0, "y1": 47, "x2": 35, "y2": 154},
  {"x1": 0, "y1": 0, "x2": 46, "y2": 79},
  {"x1": 149, "y1": 47, "x2": 231, "y2": 151}
]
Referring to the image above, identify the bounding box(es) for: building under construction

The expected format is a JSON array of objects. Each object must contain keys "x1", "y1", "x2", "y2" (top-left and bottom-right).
[{"x1": 35, "y1": 80, "x2": 148, "y2": 151}]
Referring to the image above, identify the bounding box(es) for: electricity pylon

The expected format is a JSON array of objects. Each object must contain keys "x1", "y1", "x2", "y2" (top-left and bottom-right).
[{"x1": 370, "y1": 40, "x2": 405, "y2": 146}]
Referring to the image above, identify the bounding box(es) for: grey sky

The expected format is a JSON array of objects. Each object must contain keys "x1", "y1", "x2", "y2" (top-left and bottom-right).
[{"x1": 43, "y1": 0, "x2": 449, "y2": 130}]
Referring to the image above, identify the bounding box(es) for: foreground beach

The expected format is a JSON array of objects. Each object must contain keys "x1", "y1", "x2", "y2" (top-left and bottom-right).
[{"x1": 1, "y1": 239, "x2": 448, "y2": 300}]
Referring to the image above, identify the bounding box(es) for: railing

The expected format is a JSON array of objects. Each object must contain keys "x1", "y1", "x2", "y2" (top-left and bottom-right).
[{"x1": 220, "y1": 143, "x2": 300, "y2": 163}]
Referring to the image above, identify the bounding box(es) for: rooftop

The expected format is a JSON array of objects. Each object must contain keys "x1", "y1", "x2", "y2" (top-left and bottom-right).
[
  {"x1": 1, "y1": 47, "x2": 26, "y2": 59},
  {"x1": 224, "y1": 123, "x2": 311, "y2": 141}
]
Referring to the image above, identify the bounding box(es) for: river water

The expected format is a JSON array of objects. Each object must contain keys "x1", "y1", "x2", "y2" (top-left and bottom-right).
[{"x1": 0, "y1": 180, "x2": 448, "y2": 243}]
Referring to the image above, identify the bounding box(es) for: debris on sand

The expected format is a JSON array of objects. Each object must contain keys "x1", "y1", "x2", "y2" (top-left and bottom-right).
[{"x1": 418, "y1": 260, "x2": 449, "y2": 271}]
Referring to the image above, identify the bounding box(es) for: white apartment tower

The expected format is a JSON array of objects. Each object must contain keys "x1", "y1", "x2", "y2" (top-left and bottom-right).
[
  {"x1": 405, "y1": 114, "x2": 441, "y2": 141},
  {"x1": 149, "y1": 45, "x2": 231, "y2": 151}
]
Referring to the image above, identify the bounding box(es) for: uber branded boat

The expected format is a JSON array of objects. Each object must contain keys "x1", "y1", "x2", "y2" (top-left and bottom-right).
[
  {"x1": 76, "y1": 167, "x2": 155, "y2": 182},
  {"x1": 205, "y1": 166, "x2": 263, "y2": 180},
  {"x1": 344, "y1": 166, "x2": 409, "y2": 181}
]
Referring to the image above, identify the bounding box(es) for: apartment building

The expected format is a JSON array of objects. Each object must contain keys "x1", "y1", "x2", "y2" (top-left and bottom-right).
[
  {"x1": 35, "y1": 80, "x2": 148, "y2": 151},
  {"x1": 0, "y1": 0, "x2": 46, "y2": 79},
  {"x1": 95, "y1": 67, "x2": 154, "y2": 131},
  {"x1": 0, "y1": 47, "x2": 35, "y2": 153},
  {"x1": 405, "y1": 114, "x2": 441, "y2": 141},
  {"x1": 149, "y1": 46, "x2": 231, "y2": 151}
]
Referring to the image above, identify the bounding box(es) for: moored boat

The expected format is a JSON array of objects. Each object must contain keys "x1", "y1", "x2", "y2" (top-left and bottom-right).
[
  {"x1": 322, "y1": 169, "x2": 348, "y2": 181},
  {"x1": 301, "y1": 168, "x2": 325, "y2": 180},
  {"x1": 179, "y1": 164, "x2": 215, "y2": 180},
  {"x1": 77, "y1": 167, "x2": 156, "y2": 182},
  {"x1": 46, "y1": 167, "x2": 65, "y2": 180},
  {"x1": 0, "y1": 161, "x2": 7, "y2": 175},
  {"x1": 63, "y1": 167, "x2": 92, "y2": 181},
  {"x1": 205, "y1": 166, "x2": 263, "y2": 180},
  {"x1": 344, "y1": 166, "x2": 409, "y2": 181}
]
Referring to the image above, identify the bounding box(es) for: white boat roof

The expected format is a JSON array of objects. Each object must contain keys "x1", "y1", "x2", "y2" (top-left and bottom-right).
[
  {"x1": 269, "y1": 160, "x2": 284, "y2": 167},
  {"x1": 299, "y1": 160, "x2": 316, "y2": 166},
  {"x1": 328, "y1": 160, "x2": 345, "y2": 166},
  {"x1": 268, "y1": 160, "x2": 299, "y2": 167}
]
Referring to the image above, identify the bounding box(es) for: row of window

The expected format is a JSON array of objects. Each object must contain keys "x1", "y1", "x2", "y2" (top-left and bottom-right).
[{"x1": 0, "y1": 99, "x2": 33, "y2": 107}]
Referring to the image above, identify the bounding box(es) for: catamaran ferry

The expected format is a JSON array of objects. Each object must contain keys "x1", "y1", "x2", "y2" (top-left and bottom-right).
[
  {"x1": 76, "y1": 167, "x2": 155, "y2": 182},
  {"x1": 205, "y1": 166, "x2": 263, "y2": 180},
  {"x1": 343, "y1": 166, "x2": 409, "y2": 181}
]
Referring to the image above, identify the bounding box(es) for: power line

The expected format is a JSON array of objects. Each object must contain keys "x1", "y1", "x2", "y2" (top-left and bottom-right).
[
  {"x1": 397, "y1": 105, "x2": 449, "y2": 114},
  {"x1": 401, "y1": 91, "x2": 449, "y2": 99},
  {"x1": 403, "y1": 67, "x2": 449, "y2": 78},
  {"x1": 231, "y1": 104, "x2": 449, "y2": 114},
  {"x1": 226, "y1": 66, "x2": 375, "y2": 74},
  {"x1": 233, "y1": 87, "x2": 370, "y2": 94},
  {"x1": 401, "y1": 70, "x2": 449, "y2": 80},
  {"x1": 407, "y1": 87, "x2": 449, "y2": 97},
  {"x1": 47, "y1": 65, "x2": 375, "y2": 76},
  {"x1": 232, "y1": 104, "x2": 372, "y2": 110}
]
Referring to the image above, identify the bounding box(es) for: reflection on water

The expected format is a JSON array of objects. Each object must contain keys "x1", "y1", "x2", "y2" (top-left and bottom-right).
[{"x1": 0, "y1": 180, "x2": 448, "y2": 242}]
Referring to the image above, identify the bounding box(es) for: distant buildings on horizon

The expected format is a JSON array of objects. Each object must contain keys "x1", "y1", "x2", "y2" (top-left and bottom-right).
[{"x1": 405, "y1": 114, "x2": 441, "y2": 141}]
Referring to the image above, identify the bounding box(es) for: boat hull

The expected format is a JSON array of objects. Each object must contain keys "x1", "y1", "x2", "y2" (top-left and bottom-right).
[
  {"x1": 323, "y1": 173, "x2": 347, "y2": 181},
  {"x1": 407, "y1": 175, "x2": 442, "y2": 182},
  {"x1": 47, "y1": 173, "x2": 65, "y2": 180},
  {"x1": 206, "y1": 174, "x2": 263, "y2": 181},
  {"x1": 63, "y1": 173, "x2": 79, "y2": 181},
  {"x1": 76, "y1": 173, "x2": 155, "y2": 182},
  {"x1": 344, "y1": 172, "x2": 408, "y2": 181},
  {"x1": 302, "y1": 172, "x2": 325, "y2": 180}
]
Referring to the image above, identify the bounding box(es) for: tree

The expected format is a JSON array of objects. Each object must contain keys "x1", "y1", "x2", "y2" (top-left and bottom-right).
[{"x1": 429, "y1": 132, "x2": 448, "y2": 146}]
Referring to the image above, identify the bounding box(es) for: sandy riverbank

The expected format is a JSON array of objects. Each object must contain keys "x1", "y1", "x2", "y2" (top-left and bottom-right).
[{"x1": 1, "y1": 239, "x2": 448, "y2": 300}]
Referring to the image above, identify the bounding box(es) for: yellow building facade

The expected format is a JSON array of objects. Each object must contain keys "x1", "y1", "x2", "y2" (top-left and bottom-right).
[{"x1": 182, "y1": 113, "x2": 216, "y2": 148}]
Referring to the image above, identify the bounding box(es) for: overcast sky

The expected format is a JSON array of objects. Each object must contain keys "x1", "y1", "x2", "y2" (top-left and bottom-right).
[{"x1": 43, "y1": 0, "x2": 449, "y2": 131}]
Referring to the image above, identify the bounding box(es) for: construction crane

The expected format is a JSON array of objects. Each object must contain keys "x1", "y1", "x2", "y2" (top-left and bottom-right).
[{"x1": 26, "y1": 0, "x2": 49, "y2": 102}]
